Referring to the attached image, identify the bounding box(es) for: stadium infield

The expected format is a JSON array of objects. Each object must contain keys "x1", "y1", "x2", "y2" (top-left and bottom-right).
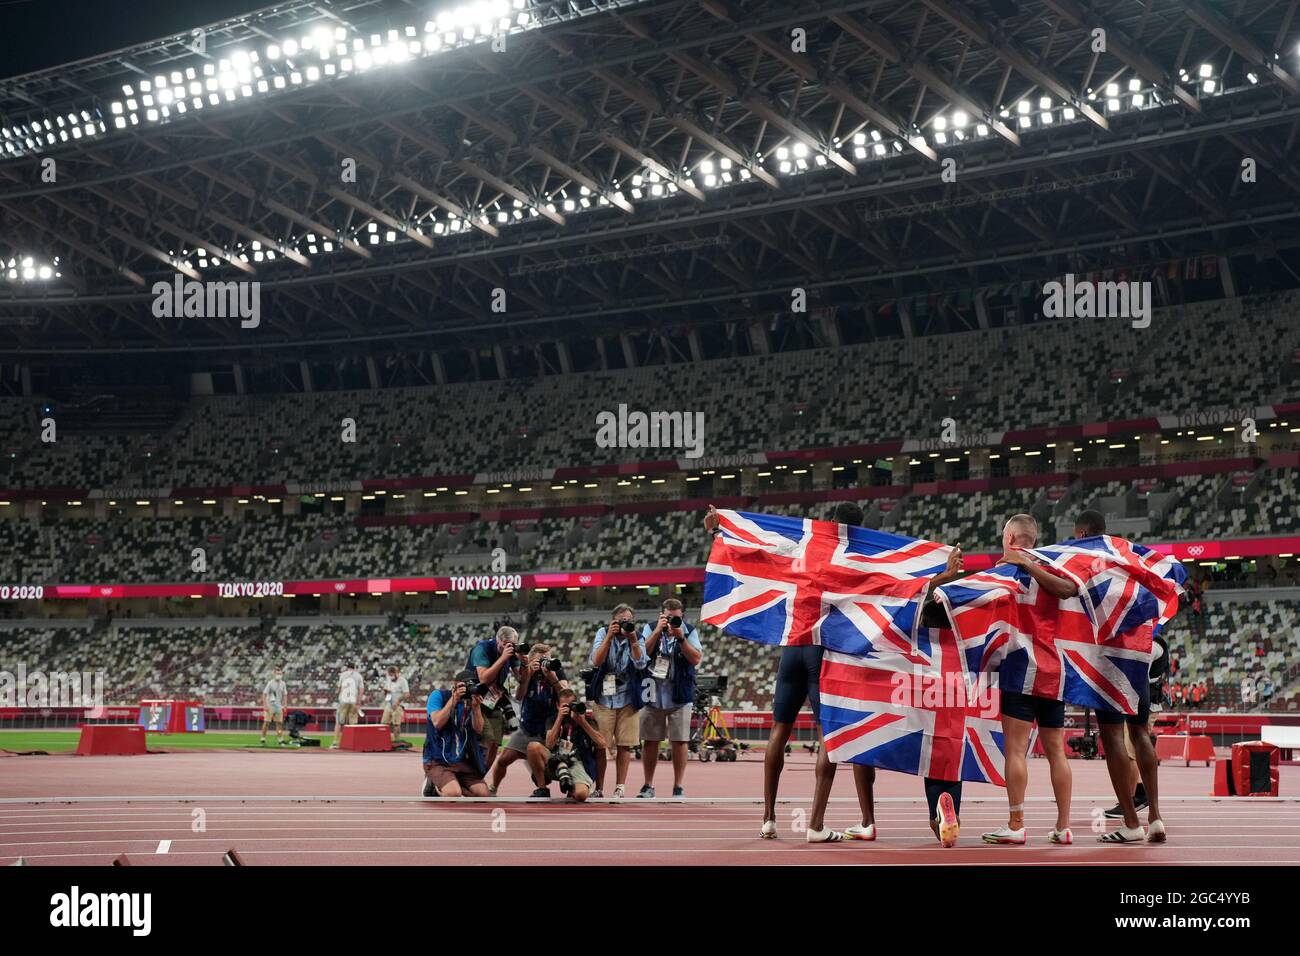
[{"x1": 1, "y1": 746, "x2": 1296, "y2": 866}]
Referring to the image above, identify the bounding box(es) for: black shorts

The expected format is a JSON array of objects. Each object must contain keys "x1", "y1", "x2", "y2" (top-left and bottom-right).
[
  {"x1": 772, "y1": 645, "x2": 824, "y2": 724},
  {"x1": 1000, "y1": 690, "x2": 1065, "y2": 729},
  {"x1": 1095, "y1": 680, "x2": 1152, "y2": 727}
]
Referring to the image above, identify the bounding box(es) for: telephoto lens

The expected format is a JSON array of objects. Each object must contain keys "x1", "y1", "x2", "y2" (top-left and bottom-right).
[
  {"x1": 545, "y1": 658, "x2": 564, "y2": 672},
  {"x1": 667, "y1": 615, "x2": 683, "y2": 628},
  {"x1": 570, "y1": 701, "x2": 587, "y2": 716},
  {"x1": 514, "y1": 641, "x2": 531, "y2": 656},
  {"x1": 618, "y1": 620, "x2": 636, "y2": 634}
]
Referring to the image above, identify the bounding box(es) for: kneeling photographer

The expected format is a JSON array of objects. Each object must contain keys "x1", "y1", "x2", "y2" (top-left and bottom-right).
[
  {"x1": 487, "y1": 643, "x2": 566, "y2": 795},
  {"x1": 527, "y1": 689, "x2": 606, "y2": 802},
  {"x1": 421, "y1": 669, "x2": 490, "y2": 798}
]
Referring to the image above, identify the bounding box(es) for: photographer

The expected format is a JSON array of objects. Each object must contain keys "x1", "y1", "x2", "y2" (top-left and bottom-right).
[
  {"x1": 527, "y1": 689, "x2": 607, "y2": 802},
  {"x1": 637, "y1": 598, "x2": 702, "y2": 798},
  {"x1": 467, "y1": 625, "x2": 524, "y2": 772},
  {"x1": 487, "y1": 643, "x2": 566, "y2": 795},
  {"x1": 421, "y1": 669, "x2": 489, "y2": 798},
  {"x1": 587, "y1": 603, "x2": 649, "y2": 799}
]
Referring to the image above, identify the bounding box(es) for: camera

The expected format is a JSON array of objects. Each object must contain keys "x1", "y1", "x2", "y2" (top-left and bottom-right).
[
  {"x1": 541, "y1": 657, "x2": 564, "y2": 673},
  {"x1": 455, "y1": 672, "x2": 491, "y2": 699},
  {"x1": 547, "y1": 750, "x2": 577, "y2": 794},
  {"x1": 617, "y1": 620, "x2": 636, "y2": 634},
  {"x1": 578, "y1": 667, "x2": 595, "y2": 683},
  {"x1": 513, "y1": 641, "x2": 531, "y2": 656},
  {"x1": 666, "y1": 615, "x2": 683, "y2": 629},
  {"x1": 568, "y1": 700, "x2": 587, "y2": 717}
]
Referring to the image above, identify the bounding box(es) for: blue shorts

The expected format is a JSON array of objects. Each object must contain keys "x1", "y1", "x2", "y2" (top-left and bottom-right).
[
  {"x1": 1000, "y1": 690, "x2": 1065, "y2": 729},
  {"x1": 772, "y1": 645, "x2": 824, "y2": 724}
]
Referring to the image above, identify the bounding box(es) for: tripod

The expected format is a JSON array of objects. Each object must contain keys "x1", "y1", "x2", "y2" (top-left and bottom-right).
[{"x1": 689, "y1": 695, "x2": 741, "y2": 762}]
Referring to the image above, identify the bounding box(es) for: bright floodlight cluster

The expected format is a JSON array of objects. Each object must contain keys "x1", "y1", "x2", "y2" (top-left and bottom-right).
[
  {"x1": 1, "y1": 1, "x2": 532, "y2": 156},
  {"x1": 3, "y1": 254, "x2": 61, "y2": 282}
]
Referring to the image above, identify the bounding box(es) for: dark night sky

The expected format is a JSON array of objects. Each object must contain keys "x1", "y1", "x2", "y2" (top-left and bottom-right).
[{"x1": 1, "y1": 0, "x2": 271, "y2": 79}]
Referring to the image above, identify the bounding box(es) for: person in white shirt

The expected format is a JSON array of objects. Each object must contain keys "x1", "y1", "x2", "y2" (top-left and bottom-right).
[
  {"x1": 260, "y1": 667, "x2": 288, "y2": 746},
  {"x1": 381, "y1": 666, "x2": 410, "y2": 743},
  {"x1": 330, "y1": 661, "x2": 365, "y2": 749}
]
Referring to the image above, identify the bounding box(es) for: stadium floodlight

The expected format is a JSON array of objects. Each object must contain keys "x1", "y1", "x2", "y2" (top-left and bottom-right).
[
  {"x1": 952, "y1": 111, "x2": 968, "y2": 128},
  {"x1": 1019, "y1": 115, "x2": 1031, "y2": 129},
  {"x1": 1106, "y1": 82, "x2": 1120, "y2": 97},
  {"x1": 933, "y1": 115, "x2": 947, "y2": 131},
  {"x1": 1039, "y1": 96, "x2": 1051, "y2": 109},
  {"x1": 1017, "y1": 100, "x2": 1031, "y2": 114},
  {"x1": 1199, "y1": 63, "x2": 1213, "y2": 78},
  {"x1": 1203, "y1": 78, "x2": 1217, "y2": 93},
  {"x1": 1128, "y1": 78, "x2": 1141, "y2": 92}
]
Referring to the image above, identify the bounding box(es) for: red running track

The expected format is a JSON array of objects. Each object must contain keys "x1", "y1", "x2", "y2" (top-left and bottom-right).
[{"x1": 1, "y1": 749, "x2": 1296, "y2": 865}]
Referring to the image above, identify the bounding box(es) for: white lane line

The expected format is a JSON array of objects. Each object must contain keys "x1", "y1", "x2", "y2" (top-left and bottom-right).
[
  {"x1": 3, "y1": 794, "x2": 1295, "y2": 805},
  {"x1": 156, "y1": 839, "x2": 170, "y2": 854}
]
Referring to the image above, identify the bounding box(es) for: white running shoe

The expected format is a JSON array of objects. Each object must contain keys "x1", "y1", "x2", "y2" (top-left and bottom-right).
[
  {"x1": 612, "y1": 784, "x2": 625, "y2": 799},
  {"x1": 759, "y1": 820, "x2": 778, "y2": 840},
  {"x1": 806, "y1": 827, "x2": 847, "y2": 843},
  {"x1": 1048, "y1": 828, "x2": 1073, "y2": 845},
  {"x1": 1146, "y1": 819, "x2": 1167, "y2": 843},
  {"x1": 845, "y1": 823, "x2": 876, "y2": 841},
  {"x1": 981, "y1": 825, "x2": 1026, "y2": 845},
  {"x1": 1097, "y1": 825, "x2": 1145, "y2": 844}
]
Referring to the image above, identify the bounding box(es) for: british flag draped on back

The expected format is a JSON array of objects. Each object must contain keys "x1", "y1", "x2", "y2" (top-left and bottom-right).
[
  {"x1": 935, "y1": 535, "x2": 1186, "y2": 715},
  {"x1": 703, "y1": 510, "x2": 1015, "y2": 782}
]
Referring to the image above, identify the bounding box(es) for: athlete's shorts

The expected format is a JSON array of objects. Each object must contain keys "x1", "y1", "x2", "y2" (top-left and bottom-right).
[
  {"x1": 1095, "y1": 679, "x2": 1152, "y2": 727},
  {"x1": 1000, "y1": 690, "x2": 1065, "y2": 729},
  {"x1": 772, "y1": 645, "x2": 825, "y2": 724}
]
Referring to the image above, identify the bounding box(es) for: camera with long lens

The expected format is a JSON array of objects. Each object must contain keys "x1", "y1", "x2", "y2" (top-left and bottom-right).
[
  {"x1": 455, "y1": 671, "x2": 491, "y2": 699},
  {"x1": 666, "y1": 615, "x2": 683, "y2": 629},
  {"x1": 513, "y1": 641, "x2": 532, "y2": 656},
  {"x1": 547, "y1": 750, "x2": 577, "y2": 794},
  {"x1": 540, "y1": 657, "x2": 564, "y2": 673},
  {"x1": 617, "y1": 621, "x2": 637, "y2": 634},
  {"x1": 568, "y1": 700, "x2": 587, "y2": 717}
]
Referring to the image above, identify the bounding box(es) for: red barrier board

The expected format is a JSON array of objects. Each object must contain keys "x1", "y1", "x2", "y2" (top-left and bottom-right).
[{"x1": 76, "y1": 724, "x2": 146, "y2": 756}]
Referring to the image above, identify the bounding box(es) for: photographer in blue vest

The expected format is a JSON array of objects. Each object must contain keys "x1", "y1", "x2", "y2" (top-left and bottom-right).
[
  {"x1": 421, "y1": 669, "x2": 489, "y2": 798},
  {"x1": 587, "y1": 603, "x2": 649, "y2": 799},
  {"x1": 467, "y1": 625, "x2": 522, "y2": 773},
  {"x1": 637, "y1": 598, "x2": 702, "y2": 798}
]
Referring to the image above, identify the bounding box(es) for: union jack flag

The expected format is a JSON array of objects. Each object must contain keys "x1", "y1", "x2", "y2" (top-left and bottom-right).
[
  {"x1": 820, "y1": 633, "x2": 1015, "y2": 784},
  {"x1": 935, "y1": 535, "x2": 1186, "y2": 715},
  {"x1": 701, "y1": 510, "x2": 951, "y2": 655}
]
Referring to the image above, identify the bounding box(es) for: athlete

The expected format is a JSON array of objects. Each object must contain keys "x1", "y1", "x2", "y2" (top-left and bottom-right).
[{"x1": 980, "y1": 514, "x2": 1075, "y2": 846}]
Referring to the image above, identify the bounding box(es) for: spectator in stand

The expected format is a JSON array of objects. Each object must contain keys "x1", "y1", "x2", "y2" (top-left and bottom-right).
[
  {"x1": 1170, "y1": 681, "x2": 1183, "y2": 709},
  {"x1": 1240, "y1": 674, "x2": 1256, "y2": 708},
  {"x1": 1259, "y1": 674, "x2": 1275, "y2": 706}
]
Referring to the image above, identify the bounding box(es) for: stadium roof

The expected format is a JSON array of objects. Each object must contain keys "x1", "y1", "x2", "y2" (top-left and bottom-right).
[{"x1": 1, "y1": 0, "x2": 1299, "y2": 357}]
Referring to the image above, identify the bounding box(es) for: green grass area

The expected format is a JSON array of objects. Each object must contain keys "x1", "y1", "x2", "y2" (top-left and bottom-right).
[{"x1": 0, "y1": 729, "x2": 425, "y2": 754}]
